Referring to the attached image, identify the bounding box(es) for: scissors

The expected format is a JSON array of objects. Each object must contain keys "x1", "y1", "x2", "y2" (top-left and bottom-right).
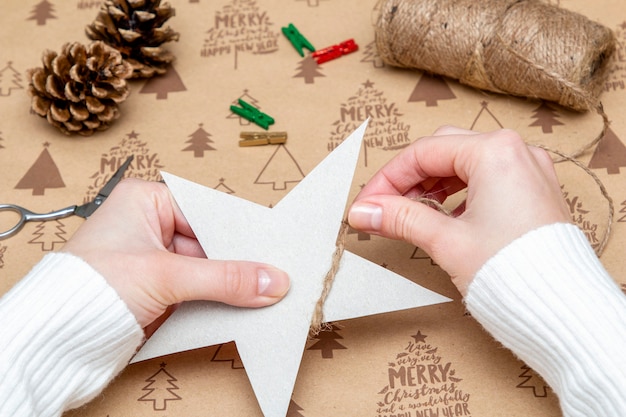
[{"x1": 0, "y1": 155, "x2": 134, "y2": 240}]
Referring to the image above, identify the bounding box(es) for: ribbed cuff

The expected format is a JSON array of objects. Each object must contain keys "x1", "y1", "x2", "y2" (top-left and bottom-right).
[
  {"x1": 466, "y1": 223, "x2": 626, "y2": 417},
  {"x1": 0, "y1": 252, "x2": 144, "y2": 417}
]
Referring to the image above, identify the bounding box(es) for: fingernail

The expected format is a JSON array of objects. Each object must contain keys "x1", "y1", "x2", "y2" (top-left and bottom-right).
[
  {"x1": 349, "y1": 203, "x2": 383, "y2": 231},
  {"x1": 258, "y1": 269, "x2": 290, "y2": 298}
]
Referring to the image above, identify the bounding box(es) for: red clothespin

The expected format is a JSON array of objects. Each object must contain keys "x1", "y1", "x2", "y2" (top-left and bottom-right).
[
  {"x1": 338, "y1": 39, "x2": 359, "y2": 55},
  {"x1": 312, "y1": 45, "x2": 342, "y2": 64},
  {"x1": 312, "y1": 39, "x2": 359, "y2": 64}
]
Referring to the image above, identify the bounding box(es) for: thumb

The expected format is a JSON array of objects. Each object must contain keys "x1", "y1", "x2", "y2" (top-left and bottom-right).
[
  {"x1": 348, "y1": 195, "x2": 456, "y2": 255},
  {"x1": 154, "y1": 252, "x2": 291, "y2": 309}
]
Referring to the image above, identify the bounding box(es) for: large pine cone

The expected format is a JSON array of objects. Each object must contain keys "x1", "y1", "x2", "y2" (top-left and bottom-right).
[
  {"x1": 28, "y1": 41, "x2": 132, "y2": 136},
  {"x1": 85, "y1": 0, "x2": 179, "y2": 79}
]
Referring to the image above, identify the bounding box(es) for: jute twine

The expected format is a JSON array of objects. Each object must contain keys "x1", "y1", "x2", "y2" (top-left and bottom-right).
[
  {"x1": 538, "y1": 144, "x2": 614, "y2": 257},
  {"x1": 414, "y1": 146, "x2": 614, "y2": 257},
  {"x1": 374, "y1": 0, "x2": 616, "y2": 112},
  {"x1": 310, "y1": 220, "x2": 349, "y2": 335}
]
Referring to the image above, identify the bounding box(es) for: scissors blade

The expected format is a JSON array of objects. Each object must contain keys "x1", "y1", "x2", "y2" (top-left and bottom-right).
[{"x1": 74, "y1": 155, "x2": 134, "y2": 218}]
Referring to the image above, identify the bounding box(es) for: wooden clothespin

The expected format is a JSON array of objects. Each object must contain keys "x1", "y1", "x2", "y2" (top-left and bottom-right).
[{"x1": 239, "y1": 131, "x2": 288, "y2": 147}]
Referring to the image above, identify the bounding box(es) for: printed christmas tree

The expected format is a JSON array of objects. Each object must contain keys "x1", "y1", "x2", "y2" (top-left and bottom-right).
[
  {"x1": 375, "y1": 331, "x2": 472, "y2": 416},
  {"x1": 15, "y1": 143, "x2": 65, "y2": 196},
  {"x1": 227, "y1": 89, "x2": 266, "y2": 127},
  {"x1": 212, "y1": 342, "x2": 244, "y2": 369},
  {"x1": 348, "y1": 225, "x2": 370, "y2": 241},
  {"x1": 410, "y1": 246, "x2": 438, "y2": 265},
  {"x1": 328, "y1": 80, "x2": 411, "y2": 166},
  {"x1": 201, "y1": 0, "x2": 279, "y2": 69},
  {"x1": 588, "y1": 128, "x2": 626, "y2": 174},
  {"x1": 408, "y1": 73, "x2": 456, "y2": 107},
  {"x1": 214, "y1": 178, "x2": 235, "y2": 194},
  {"x1": 84, "y1": 131, "x2": 164, "y2": 203},
  {"x1": 528, "y1": 101, "x2": 564, "y2": 133},
  {"x1": 287, "y1": 400, "x2": 306, "y2": 417},
  {"x1": 0, "y1": 62, "x2": 24, "y2": 97},
  {"x1": 618, "y1": 199, "x2": 626, "y2": 223},
  {"x1": 294, "y1": 56, "x2": 325, "y2": 84},
  {"x1": 27, "y1": 0, "x2": 57, "y2": 25},
  {"x1": 360, "y1": 41, "x2": 384, "y2": 68},
  {"x1": 307, "y1": 323, "x2": 347, "y2": 358},
  {"x1": 139, "y1": 65, "x2": 186, "y2": 99},
  {"x1": 605, "y1": 21, "x2": 626, "y2": 91},
  {"x1": 517, "y1": 365, "x2": 549, "y2": 397},
  {"x1": 470, "y1": 101, "x2": 503, "y2": 131},
  {"x1": 138, "y1": 363, "x2": 182, "y2": 411},
  {"x1": 254, "y1": 144, "x2": 304, "y2": 190},
  {"x1": 28, "y1": 220, "x2": 66, "y2": 251},
  {"x1": 182, "y1": 123, "x2": 216, "y2": 157},
  {"x1": 0, "y1": 245, "x2": 7, "y2": 269}
]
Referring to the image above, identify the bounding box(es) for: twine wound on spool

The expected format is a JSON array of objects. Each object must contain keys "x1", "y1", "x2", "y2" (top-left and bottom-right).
[{"x1": 374, "y1": 0, "x2": 616, "y2": 112}]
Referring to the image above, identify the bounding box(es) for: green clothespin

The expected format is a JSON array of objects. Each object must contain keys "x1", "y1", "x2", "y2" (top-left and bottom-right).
[
  {"x1": 281, "y1": 23, "x2": 315, "y2": 57},
  {"x1": 230, "y1": 99, "x2": 275, "y2": 130}
]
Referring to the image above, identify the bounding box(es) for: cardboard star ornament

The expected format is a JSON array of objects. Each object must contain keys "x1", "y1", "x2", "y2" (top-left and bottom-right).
[{"x1": 132, "y1": 121, "x2": 450, "y2": 416}]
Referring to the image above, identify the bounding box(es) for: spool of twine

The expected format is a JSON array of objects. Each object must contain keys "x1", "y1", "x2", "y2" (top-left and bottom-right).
[{"x1": 374, "y1": 0, "x2": 616, "y2": 111}]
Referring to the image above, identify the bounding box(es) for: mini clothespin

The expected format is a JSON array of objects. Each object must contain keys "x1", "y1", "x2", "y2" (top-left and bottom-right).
[
  {"x1": 312, "y1": 39, "x2": 359, "y2": 64},
  {"x1": 230, "y1": 99, "x2": 275, "y2": 130},
  {"x1": 282, "y1": 23, "x2": 315, "y2": 57},
  {"x1": 239, "y1": 131, "x2": 288, "y2": 147}
]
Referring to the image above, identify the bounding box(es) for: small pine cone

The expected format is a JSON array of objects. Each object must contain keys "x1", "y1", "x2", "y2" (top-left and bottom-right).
[
  {"x1": 28, "y1": 41, "x2": 132, "y2": 136},
  {"x1": 85, "y1": 0, "x2": 180, "y2": 79}
]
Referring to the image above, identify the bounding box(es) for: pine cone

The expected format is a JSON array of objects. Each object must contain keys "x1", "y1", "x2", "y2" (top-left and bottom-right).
[
  {"x1": 28, "y1": 41, "x2": 132, "y2": 136},
  {"x1": 85, "y1": 0, "x2": 179, "y2": 79}
]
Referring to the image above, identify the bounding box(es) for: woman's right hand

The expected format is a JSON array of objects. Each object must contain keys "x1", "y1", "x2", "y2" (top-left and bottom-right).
[{"x1": 348, "y1": 126, "x2": 571, "y2": 295}]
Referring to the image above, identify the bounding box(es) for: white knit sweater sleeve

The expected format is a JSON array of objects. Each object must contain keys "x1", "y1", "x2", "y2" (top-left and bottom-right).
[
  {"x1": 0, "y1": 252, "x2": 144, "y2": 417},
  {"x1": 465, "y1": 223, "x2": 626, "y2": 416}
]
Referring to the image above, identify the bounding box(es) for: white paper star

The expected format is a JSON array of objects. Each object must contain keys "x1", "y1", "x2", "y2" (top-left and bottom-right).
[{"x1": 132, "y1": 121, "x2": 450, "y2": 417}]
